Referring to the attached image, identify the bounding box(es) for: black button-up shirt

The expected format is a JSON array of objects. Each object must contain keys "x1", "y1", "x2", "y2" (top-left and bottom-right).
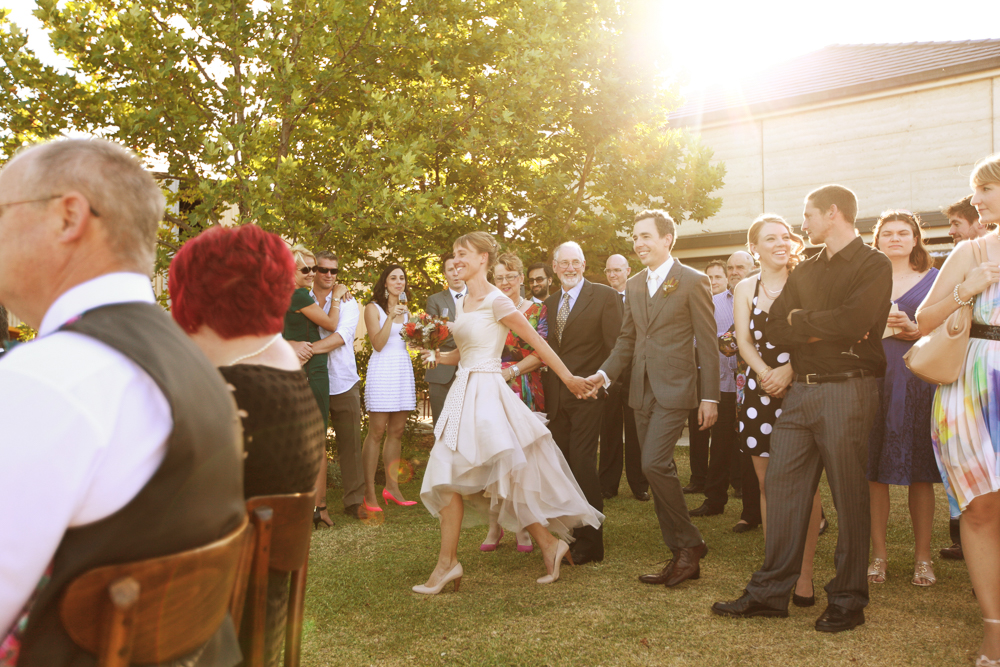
[{"x1": 766, "y1": 236, "x2": 892, "y2": 376}]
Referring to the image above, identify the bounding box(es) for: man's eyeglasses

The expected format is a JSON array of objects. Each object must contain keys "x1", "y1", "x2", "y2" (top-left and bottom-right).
[
  {"x1": 0, "y1": 194, "x2": 100, "y2": 217},
  {"x1": 528, "y1": 276, "x2": 549, "y2": 284},
  {"x1": 605, "y1": 268, "x2": 625, "y2": 274},
  {"x1": 316, "y1": 267, "x2": 338, "y2": 275},
  {"x1": 495, "y1": 273, "x2": 520, "y2": 284},
  {"x1": 298, "y1": 266, "x2": 318, "y2": 275},
  {"x1": 556, "y1": 260, "x2": 583, "y2": 270}
]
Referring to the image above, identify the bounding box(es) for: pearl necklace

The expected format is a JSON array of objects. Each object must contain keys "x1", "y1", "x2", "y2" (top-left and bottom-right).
[
  {"x1": 228, "y1": 334, "x2": 282, "y2": 366},
  {"x1": 516, "y1": 297, "x2": 526, "y2": 310},
  {"x1": 758, "y1": 276, "x2": 784, "y2": 299}
]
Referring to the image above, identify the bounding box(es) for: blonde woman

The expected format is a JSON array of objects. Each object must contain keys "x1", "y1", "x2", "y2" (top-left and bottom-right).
[
  {"x1": 917, "y1": 155, "x2": 1000, "y2": 667},
  {"x1": 733, "y1": 214, "x2": 823, "y2": 607}
]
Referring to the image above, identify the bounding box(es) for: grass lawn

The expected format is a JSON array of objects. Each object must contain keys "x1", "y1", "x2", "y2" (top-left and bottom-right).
[{"x1": 303, "y1": 425, "x2": 982, "y2": 666}]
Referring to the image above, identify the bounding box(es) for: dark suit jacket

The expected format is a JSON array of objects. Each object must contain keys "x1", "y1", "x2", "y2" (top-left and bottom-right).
[
  {"x1": 425, "y1": 289, "x2": 459, "y2": 384},
  {"x1": 543, "y1": 280, "x2": 622, "y2": 416},
  {"x1": 600, "y1": 260, "x2": 720, "y2": 411}
]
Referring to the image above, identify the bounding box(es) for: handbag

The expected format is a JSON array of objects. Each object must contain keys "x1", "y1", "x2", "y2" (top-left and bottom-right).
[{"x1": 902, "y1": 237, "x2": 982, "y2": 385}]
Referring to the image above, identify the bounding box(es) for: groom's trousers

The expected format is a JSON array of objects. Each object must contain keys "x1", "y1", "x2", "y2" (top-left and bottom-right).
[
  {"x1": 632, "y1": 377, "x2": 704, "y2": 552},
  {"x1": 745, "y1": 377, "x2": 878, "y2": 611}
]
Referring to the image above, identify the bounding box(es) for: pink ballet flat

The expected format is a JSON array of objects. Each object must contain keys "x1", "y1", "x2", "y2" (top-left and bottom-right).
[
  {"x1": 382, "y1": 489, "x2": 417, "y2": 506},
  {"x1": 480, "y1": 529, "x2": 504, "y2": 552}
]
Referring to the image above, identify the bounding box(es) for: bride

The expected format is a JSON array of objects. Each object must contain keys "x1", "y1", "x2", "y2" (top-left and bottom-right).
[{"x1": 414, "y1": 232, "x2": 604, "y2": 594}]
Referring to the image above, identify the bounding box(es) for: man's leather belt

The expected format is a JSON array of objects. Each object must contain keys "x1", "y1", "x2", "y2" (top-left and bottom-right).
[
  {"x1": 793, "y1": 370, "x2": 872, "y2": 385},
  {"x1": 971, "y1": 323, "x2": 1000, "y2": 341}
]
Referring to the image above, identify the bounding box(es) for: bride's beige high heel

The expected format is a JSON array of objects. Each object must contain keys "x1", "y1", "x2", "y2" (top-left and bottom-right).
[
  {"x1": 976, "y1": 619, "x2": 1000, "y2": 667},
  {"x1": 412, "y1": 563, "x2": 463, "y2": 595},
  {"x1": 537, "y1": 540, "x2": 573, "y2": 585}
]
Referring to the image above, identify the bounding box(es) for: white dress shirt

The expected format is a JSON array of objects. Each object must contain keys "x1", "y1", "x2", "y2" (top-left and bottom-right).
[
  {"x1": 645, "y1": 256, "x2": 675, "y2": 297},
  {"x1": 315, "y1": 291, "x2": 362, "y2": 396},
  {"x1": 0, "y1": 273, "x2": 171, "y2": 633}
]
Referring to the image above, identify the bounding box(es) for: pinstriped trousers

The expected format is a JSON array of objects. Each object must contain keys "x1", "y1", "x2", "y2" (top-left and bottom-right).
[{"x1": 745, "y1": 377, "x2": 878, "y2": 611}]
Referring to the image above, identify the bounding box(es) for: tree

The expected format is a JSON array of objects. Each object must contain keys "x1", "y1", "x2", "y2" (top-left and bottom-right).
[{"x1": 0, "y1": 0, "x2": 724, "y2": 300}]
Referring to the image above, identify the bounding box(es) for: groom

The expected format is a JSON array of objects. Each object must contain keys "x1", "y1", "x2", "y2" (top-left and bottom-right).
[{"x1": 588, "y1": 209, "x2": 719, "y2": 587}]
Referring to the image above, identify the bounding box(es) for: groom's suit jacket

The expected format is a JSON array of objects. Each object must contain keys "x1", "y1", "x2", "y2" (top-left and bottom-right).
[{"x1": 601, "y1": 261, "x2": 719, "y2": 411}]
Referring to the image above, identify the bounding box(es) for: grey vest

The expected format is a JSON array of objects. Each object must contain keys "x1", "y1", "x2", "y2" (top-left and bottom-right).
[{"x1": 19, "y1": 302, "x2": 245, "y2": 667}]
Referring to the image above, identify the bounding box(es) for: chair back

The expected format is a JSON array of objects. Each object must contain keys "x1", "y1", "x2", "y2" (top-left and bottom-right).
[
  {"x1": 59, "y1": 515, "x2": 251, "y2": 667},
  {"x1": 243, "y1": 492, "x2": 315, "y2": 667}
]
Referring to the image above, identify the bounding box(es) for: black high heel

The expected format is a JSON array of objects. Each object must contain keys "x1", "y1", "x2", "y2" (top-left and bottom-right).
[
  {"x1": 792, "y1": 579, "x2": 816, "y2": 607},
  {"x1": 313, "y1": 505, "x2": 333, "y2": 529}
]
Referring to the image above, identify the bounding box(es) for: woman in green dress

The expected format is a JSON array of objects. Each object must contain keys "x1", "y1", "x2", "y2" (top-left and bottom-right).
[{"x1": 283, "y1": 244, "x2": 343, "y2": 527}]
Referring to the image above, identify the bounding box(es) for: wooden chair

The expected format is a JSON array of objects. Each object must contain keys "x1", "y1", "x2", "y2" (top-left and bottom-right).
[
  {"x1": 242, "y1": 492, "x2": 314, "y2": 667},
  {"x1": 59, "y1": 514, "x2": 252, "y2": 667}
]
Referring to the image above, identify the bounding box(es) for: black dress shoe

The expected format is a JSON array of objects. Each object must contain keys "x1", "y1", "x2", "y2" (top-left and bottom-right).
[
  {"x1": 689, "y1": 502, "x2": 723, "y2": 517},
  {"x1": 815, "y1": 604, "x2": 865, "y2": 633},
  {"x1": 343, "y1": 503, "x2": 367, "y2": 520},
  {"x1": 565, "y1": 548, "x2": 603, "y2": 566},
  {"x1": 732, "y1": 487, "x2": 743, "y2": 499},
  {"x1": 602, "y1": 490, "x2": 617, "y2": 499},
  {"x1": 682, "y1": 483, "x2": 705, "y2": 494},
  {"x1": 634, "y1": 491, "x2": 650, "y2": 502},
  {"x1": 732, "y1": 521, "x2": 759, "y2": 534},
  {"x1": 940, "y1": 542, "x2": 964, "y2": 560},
  {"x1": 712, "y1": 591, "x2": 788, "y2": 619}
]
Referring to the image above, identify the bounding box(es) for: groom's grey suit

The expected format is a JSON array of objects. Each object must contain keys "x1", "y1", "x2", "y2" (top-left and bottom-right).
[{"x1": 599, "y1": 259, "x2": 720, "y2": 551}]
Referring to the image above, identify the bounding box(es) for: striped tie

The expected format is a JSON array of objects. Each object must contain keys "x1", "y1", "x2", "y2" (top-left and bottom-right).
[{"x1": 556, "y1": 292, "x2": 571, "y2": 343}]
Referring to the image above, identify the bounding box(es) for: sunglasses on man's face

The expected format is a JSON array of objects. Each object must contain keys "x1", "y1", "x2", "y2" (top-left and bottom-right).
[
  {"x1": 316, "y1": 266, "x2": 339, "y2": 275},
  {"x1": 298, "y1": 266, "x2": 317, "y2": 275}
]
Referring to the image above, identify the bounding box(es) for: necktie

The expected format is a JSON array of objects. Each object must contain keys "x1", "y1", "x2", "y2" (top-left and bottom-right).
[
  {"x1": 621, "y1": 292, "x2": 626, "y2": 304},
  {"x1": 647, "y1": 273, "x2": 658, "y2": 298},
  {"x1": 556, "y1": 292, "x2": 571, "y2": 343}
]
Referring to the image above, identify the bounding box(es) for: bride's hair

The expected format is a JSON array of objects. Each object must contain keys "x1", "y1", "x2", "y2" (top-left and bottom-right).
[{"x1": 455, "y1": 231, "x2": 500, "y2": 268}]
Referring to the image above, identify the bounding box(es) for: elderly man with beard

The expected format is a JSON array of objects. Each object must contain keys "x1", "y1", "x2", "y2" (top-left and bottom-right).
[{"x1": 542, "y1": 242, "x2": 622, "y2": 564}]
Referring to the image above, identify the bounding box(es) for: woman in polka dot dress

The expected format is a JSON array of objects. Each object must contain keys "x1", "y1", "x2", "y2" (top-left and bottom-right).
[{"x1": 733, "y1": 214, "x2": 825, "y2": 606}]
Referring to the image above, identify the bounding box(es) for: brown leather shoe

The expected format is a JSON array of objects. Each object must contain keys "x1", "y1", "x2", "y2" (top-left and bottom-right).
[
  {"x1": 664, "y1": 542, "x2": 707, "y2": 587},
  {"x1": 638, "y1": 560, "x2": 676, "y2": 585}
]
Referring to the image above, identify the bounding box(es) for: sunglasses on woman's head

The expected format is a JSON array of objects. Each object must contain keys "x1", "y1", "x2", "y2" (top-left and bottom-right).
[
  {"x1": 298, "y1": 266, "x2": 317, "y2": 275},
  {"x1": 316, "y1": 267, "x2": 338, "y2": 275}
]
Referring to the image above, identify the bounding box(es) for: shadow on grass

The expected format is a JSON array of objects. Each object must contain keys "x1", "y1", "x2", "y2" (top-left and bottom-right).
[{"x1": 304, "y1": 428, "x2": 981, "y2": 666}]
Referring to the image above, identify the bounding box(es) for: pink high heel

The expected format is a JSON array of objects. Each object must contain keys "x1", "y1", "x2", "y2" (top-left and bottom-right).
[
  {"x1": 517, "y1": 543, "x2": 535, "y2": 553},
  {"x1": 480, "y1": 529, "x2": 504, "y2": 552},
  {"x1": 382, "y1": 488, "x2": 417, "y2": 507},
  {"x1": 363, "y1": 498, "x2": 383, "y2": 513}
]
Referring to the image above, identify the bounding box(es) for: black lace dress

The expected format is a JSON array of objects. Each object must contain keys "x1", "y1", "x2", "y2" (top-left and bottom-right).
[
  {"x1": 218, "y1": 364, "x2": 325, "y2": 667},
  {"x1": 738, "y1": 278, "x2": 793, "y2": 458}
]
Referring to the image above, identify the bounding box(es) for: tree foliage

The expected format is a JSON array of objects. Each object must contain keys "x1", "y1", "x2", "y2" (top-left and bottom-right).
[{"x1": 0, "y1": 0, "x2": 724, "y2": 300}]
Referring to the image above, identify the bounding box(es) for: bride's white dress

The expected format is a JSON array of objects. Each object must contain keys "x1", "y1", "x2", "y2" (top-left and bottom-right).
[{"x1": 420, "y1": 289, "x2": 604, "y2": 540}]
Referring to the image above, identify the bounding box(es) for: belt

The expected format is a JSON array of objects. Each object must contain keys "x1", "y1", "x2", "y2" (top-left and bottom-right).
[
  {"x1": 971, "y1": 323, "x2": 1000, "y2": 341},
  {"x1": 793, "y1": 370, "x2": 872, "y2": 385},
  {"x1": 434, "y1": 358, "x2": 502, "y2": 454}
]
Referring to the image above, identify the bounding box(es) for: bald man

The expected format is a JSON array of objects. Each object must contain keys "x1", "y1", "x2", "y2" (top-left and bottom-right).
[
  {"x1": 599, "y1": 255, "x2": 649, "y2": 500},
  {"x1": 690, "y1": 250, "x2": 754, "y2": 517}
]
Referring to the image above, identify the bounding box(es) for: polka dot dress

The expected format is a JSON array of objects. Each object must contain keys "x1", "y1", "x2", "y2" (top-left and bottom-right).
[{"x1": 739, "y1": 278, "x2": 792, "y2": 458}]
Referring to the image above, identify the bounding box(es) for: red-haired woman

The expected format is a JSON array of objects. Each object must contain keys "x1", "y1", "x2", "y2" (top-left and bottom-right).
[
  {"x1": 169, "y1": 224, "x2": 324, "y2": 667},
  {"x1": 283, "y1": 244, "x2": 344, "y2": 527}
]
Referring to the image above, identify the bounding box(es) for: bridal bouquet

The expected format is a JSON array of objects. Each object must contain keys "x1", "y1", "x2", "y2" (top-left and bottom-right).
[{"x1": 400, "y1": 312, "x2": 451, "y2": 364}]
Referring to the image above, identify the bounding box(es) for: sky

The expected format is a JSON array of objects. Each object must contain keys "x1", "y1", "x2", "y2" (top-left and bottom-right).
[{"x1": 2, "y1": 0, "x2": 997, "y2": 89}]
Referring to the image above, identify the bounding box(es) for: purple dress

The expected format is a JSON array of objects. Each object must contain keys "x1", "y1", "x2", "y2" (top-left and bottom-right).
[{"x1": 867, "y1": 269, "x2": 941, "y2": 485}]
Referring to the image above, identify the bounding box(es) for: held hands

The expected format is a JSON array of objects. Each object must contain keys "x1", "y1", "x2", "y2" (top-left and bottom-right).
[
  {"x1": 583, "y1": 373, "x2": 606, "y2": 399},
  {"x1": 563, "y1": 374, "x2": 596, "y2": 400},
  {"x1": 760, "y1": 364, "x2": 793, "y2": 397},
  {"x1": 960, "y1": 261, "x2": 1000, "y2": 299}
]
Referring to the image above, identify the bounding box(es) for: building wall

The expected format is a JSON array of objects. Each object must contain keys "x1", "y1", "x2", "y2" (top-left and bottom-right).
[{"x1": 675, "y1": 71, "x2": 1000, "y2": 262}]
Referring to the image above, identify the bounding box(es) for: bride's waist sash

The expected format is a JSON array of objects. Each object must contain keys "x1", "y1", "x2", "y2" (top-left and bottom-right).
[{"x1": 435, "y1": 359, "x2": 503, "y2": 453}]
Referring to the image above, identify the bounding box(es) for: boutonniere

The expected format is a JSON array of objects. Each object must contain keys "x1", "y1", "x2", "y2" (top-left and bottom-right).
[{"x1": 661, "y1": 278, "x2": 679, "y2": 297}]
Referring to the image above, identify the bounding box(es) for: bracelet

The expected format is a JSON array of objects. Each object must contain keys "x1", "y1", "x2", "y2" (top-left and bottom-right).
[
  {"x1": 953, "y1": 284, "x2": 975, "y2": 307},
  {"x1": 512, "y1": 365, "x2": 521, "y2": 378},
  {"x1": 756, "y1": 365, "x2": 772, "y2": 378},
  {"x1": 331, "y1": 304, "x2": 340, "y2": 309}
]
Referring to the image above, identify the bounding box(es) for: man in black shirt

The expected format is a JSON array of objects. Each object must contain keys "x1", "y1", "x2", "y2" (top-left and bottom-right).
[{"x1": 712, "y1": 184, "x2": 892, "y2": 633}]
